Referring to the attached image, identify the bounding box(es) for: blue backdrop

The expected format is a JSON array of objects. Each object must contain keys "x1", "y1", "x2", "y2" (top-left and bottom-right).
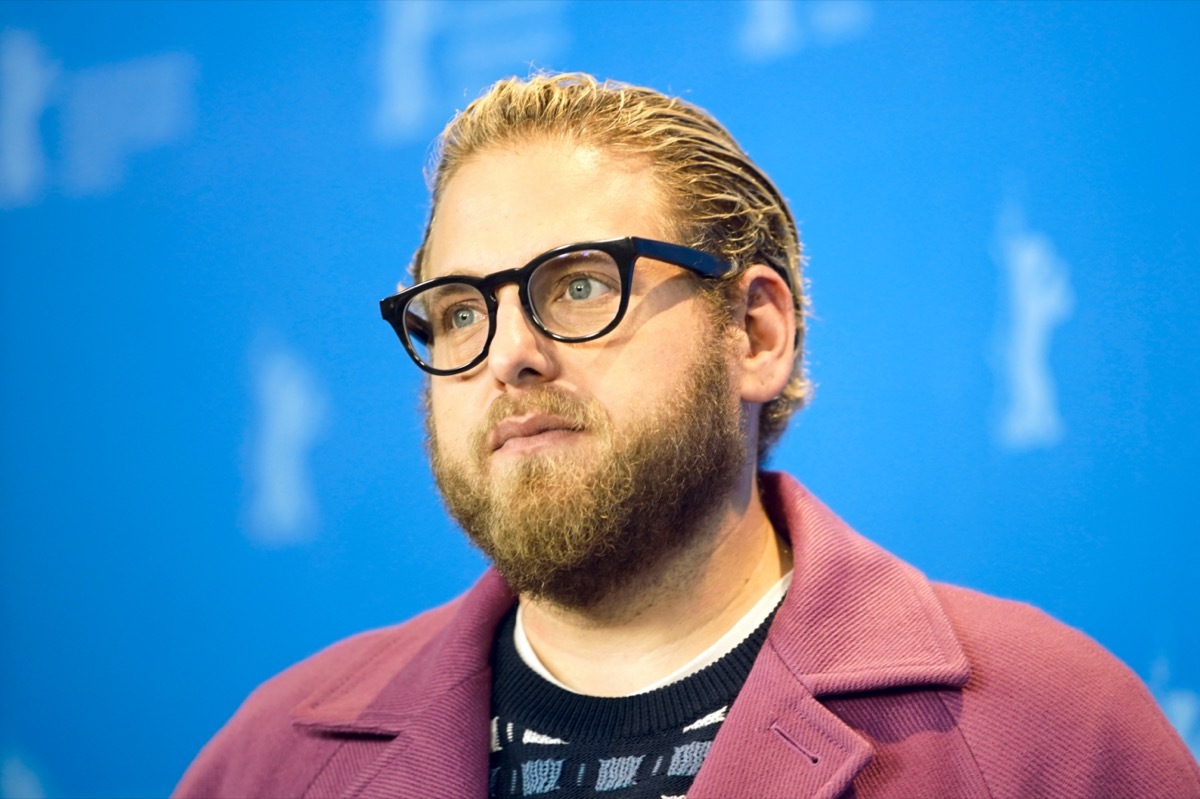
[{"x1": 1, "y1": 2, "x2": 1197, "y2": 796}]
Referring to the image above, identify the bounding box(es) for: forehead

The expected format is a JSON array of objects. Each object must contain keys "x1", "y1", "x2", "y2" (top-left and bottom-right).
[{"x1": 422, "y1": 141, "x2": 674, "y2": 279}]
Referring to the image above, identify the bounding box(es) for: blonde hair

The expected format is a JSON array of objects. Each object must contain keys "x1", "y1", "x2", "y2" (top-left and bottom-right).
[{"x1": 414, "y1": 72, "x2": 810, "y2": 463}]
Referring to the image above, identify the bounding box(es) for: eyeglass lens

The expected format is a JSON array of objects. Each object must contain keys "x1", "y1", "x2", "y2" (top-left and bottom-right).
[{"x1": 404, "y1": 248, "x2": 624, "y2": 372}]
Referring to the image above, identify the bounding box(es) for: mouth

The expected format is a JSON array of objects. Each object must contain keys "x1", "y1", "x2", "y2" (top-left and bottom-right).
[{"x1": 488, "y1": 413, "x2": 585, "y2": 455}]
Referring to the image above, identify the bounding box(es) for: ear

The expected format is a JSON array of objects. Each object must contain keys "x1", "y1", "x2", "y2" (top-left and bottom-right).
[{"x1": 732, "y1": 264, "x2": 796, "y2": 404}]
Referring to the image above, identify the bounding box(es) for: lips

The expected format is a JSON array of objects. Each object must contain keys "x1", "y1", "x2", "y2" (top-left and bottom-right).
[{"x1": 488, "y1": 413, "x2": 582, "y2": 453}]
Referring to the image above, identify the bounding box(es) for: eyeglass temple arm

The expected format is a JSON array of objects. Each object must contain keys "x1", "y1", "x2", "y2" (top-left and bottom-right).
[
  {"x1": 404, "y1": 310, "x2": 432, "y2": 346},
  {"x1": 632, "y1": 237, "x2": 801, "y2": 348},
  {"x1": 379, "y1": 296, "x2": 434, "y2": 347},
  {"x1": 632, "y1": 238, "x2": 730, "y2": 277}
]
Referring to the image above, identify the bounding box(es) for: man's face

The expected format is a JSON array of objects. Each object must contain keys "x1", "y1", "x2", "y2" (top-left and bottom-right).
[{"x1": 421, "y1": 140, "x2": 748, "y2": 608}]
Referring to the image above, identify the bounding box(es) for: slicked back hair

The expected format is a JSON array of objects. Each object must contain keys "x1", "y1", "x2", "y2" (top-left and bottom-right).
[{"x1": 413, "y1": 72, "x2": 810, "y2": 464}]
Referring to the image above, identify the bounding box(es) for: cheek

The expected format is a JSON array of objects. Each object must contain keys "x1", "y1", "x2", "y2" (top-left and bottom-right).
[
  {"x1": 619, "y1": 309, "x2": 711, "y2": 380},
  {"x1": 428, "y1": 387, "x2": 474, "y2": 456},
  {"x1": 588, "y1": 353, "x2": 684, "y2": 430},
  {"x1": 621, "y1": 315, "x2": 732, "y2": 416}
]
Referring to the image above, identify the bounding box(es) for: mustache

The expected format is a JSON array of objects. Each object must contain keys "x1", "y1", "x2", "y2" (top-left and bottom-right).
[{"x1": 470, "y1": 386, "x2": 607, "y2": 459}]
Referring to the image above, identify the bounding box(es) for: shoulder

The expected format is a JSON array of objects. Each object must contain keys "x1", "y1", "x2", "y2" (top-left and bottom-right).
[
  {"x1": 172, "y1": 595, "x2": 468, "y2": 798},
  {"x1": 932, "y1": 583, "x2": 1200, "y2": 798},
  {"x1": 933, "y1": 582, "x2": 1126, "y2": 681}
]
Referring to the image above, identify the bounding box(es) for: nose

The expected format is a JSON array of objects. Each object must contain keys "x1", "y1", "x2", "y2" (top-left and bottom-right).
[{"x1": 486, "y1": 285, "x2": 558, "y2": 386}]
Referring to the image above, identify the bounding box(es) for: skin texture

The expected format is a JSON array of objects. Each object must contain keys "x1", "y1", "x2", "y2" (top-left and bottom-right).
[{"x1": 422, "y1": 138, "x2": 798, "y2": 696}]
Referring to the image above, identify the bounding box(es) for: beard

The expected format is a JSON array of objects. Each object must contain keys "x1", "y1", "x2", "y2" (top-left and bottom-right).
[{"x1": 427, "y1": 339, "x2": 747, "y2": 611}]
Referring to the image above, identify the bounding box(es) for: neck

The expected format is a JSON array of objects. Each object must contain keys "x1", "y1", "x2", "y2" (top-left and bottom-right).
[{"x1": 517, "y1": 470, "x2": 792, "y2": 697}]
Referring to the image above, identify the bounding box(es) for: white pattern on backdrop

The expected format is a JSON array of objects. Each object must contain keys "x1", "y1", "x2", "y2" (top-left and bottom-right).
[{"x1": 0, "y1": 29, "x2": 195, "y2": 206}]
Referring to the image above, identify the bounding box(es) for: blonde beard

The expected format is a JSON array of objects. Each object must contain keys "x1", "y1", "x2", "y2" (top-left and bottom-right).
[{"x1": 427, "y1": 340, "x2": 746, "y2": 610}]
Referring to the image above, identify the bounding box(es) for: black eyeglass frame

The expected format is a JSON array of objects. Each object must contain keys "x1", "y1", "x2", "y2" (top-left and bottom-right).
[{"x1": 379, "y1": 236, "x2": 792, "y2": 376}]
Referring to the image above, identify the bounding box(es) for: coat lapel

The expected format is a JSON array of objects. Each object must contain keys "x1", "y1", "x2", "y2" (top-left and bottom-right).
[
  {"x1": 340, "y1": 667, "x2": 495, "y2": 799},
  {"x1": 688, "y1": 644, "x2": 874, "y2": 799},
  {"x1": 690, "y1": 474, "x2": 971, "y2": 799},
  {"x1": 290, "y1": 570, "x2": 516, "y2": 799}
]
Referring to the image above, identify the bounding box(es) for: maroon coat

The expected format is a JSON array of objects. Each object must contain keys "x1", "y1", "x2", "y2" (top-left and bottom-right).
[{"x1": 176, "y1": 473, "x2": 1200, "y2": 798}]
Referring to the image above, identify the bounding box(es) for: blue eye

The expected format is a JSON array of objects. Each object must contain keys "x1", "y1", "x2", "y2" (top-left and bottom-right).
[
  {"x1": 568, "y1": 277, "x2": 593, "y2": 299},
  {"x1": 563, "y1": 276, "x2": 612, "y2": 301},
  {"x1": 450, "y1": 306, "x2": 479, "y2": 328}
]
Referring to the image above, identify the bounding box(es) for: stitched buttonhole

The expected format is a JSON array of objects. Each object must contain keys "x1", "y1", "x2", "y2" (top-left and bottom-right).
[{"x1": 769, "y1": 722, "x2": 820, "y2": 765}]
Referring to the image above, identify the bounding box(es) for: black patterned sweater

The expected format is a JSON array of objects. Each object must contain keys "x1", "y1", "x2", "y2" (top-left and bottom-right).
[{"x1": 488, "y1": 602, "x2": 779, "y2": 798}]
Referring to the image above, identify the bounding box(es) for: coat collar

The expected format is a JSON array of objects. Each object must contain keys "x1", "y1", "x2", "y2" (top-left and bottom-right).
[
  {"x1": 289, "y1": 472, "x2": 969, "y2": 798},
  {"x1": 759, "y1": 472, "x2": 969, "y2": 696},
  {"x1": 684, "y1": 473, "x2": 970, "y2": 799}
]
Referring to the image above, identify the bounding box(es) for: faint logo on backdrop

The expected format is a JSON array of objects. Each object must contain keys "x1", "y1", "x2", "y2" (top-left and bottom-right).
[
  {"x1": 0, "y1": 28, "x2": 195, "y2": 207},
  {"x1": 737, "y1": 0, "x2": 872, "y2": 60},
  {"x1": 1150, "y1": 656, "x2": 1200, "y2": 757},
  {"x1": 243, "y1": 335, "x2": 329, "y2": 547},
  {"x1": 0, "y1": 754, "x2": 45, "y2": 799},
  {"x1": 374, "y1": 0, "x2": 568, "y2": 145},
  {"x1": 992, "y1": 203, "x2": 1074, "y2": 450}
]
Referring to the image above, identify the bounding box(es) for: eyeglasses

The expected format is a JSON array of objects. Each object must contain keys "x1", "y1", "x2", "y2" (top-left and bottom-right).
[{"x1": 379, "y1": 237, "x2": 781, "y2": 376}]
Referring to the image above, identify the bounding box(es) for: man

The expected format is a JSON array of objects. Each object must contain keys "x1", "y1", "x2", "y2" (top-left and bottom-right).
[{"x1": 176, "y1": 73, "x2": 1199, "y2": 798}]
